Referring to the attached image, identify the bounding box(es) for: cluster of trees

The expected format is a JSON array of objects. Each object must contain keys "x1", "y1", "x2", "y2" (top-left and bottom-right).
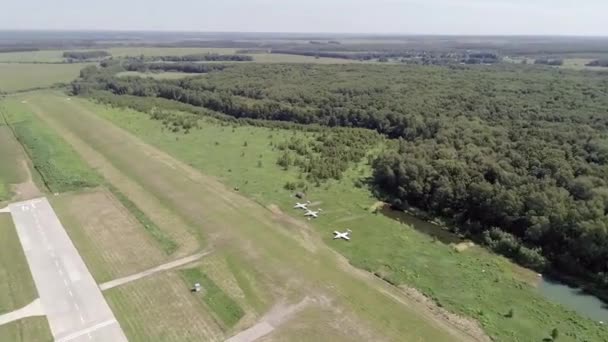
[
  {"x1": 152, "y1": 53, "x2": 253, "y2": 62},
  {"x1": 534, "y1": 58, "x2": 564, "y2": 66},
  {"x1": 276, "y1": 129, "x2": 379, "y2": 183},
  {"x1": 124, "y1": 61, "x2": 229, "y2": 74},
  {"x1": 73, "y1": 63, "x2": 608, "y2": 294},
  {"x1": 586, "y1": 59, "x2": 608, "y2": 67},
  {"x1": 63, "y1": 50, "x2": 111, "y2": 61}
]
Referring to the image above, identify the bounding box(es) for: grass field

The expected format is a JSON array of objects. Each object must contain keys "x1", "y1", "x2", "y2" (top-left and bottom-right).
[
  {"x1": 0, "y1": 63, "x2": 85, "y2": 93},
  {"x1": 0, "y1": 98, "x2": 101, "y2": 193},
  {"x1": 30, "y1": 93, "x2": 608, "y2": 342},
  {"x1": 0, "y1": 317, "x2": 52, "y2": 342},
  {"x1": 17, "y1": 91, "x2": 465, "y2": 341},
  {"x1": 181, "y1": 267, "x2": 245, "y2": 329},
  {"x1": 105, "y1": 271, "x2": 225, "y2": 341},
  {"x1": 0, "y1": 126, "x2": 26, "y2": 201}
]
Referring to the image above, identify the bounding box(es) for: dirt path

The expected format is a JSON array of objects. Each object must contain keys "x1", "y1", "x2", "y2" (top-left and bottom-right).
[
  {"x1": 225, "y1": 297, "x2": 313, "y2": 342},
  {"x1": 0, "y1": 299, "x2": 44, "y2": 326},
  {"x1": 99, "y1": 250, "x2": 212, "y2": 291}
]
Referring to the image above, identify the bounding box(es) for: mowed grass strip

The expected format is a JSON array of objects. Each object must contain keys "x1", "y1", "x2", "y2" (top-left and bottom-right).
[
  {"x1": 0, "y1": 214, "x2": 38, "y2": 313},
  {"x1": 51, "y1": 189, "x2": 169, "y2": 283},
  {"x1": 106, "y1": 184, "x2": 178, "y2": 255},
  {"x1": 181, "y1": 267, "x2": 245, "y2": 330},
  {"x1": 0, "y1": 317, "x2": 53, "y2": 342},
  {"x1": 0, "y1": 63, "x2": 84, "y2": 93},
  {"x1": 1, "y1": 98, "x2": 100, "y2": 193},
  {"x1": 0, "y1": 126, "x2": 25, "y2": 201},
  {"x1": 104, "y1": 272, "x2": 224, "y2": 342}
]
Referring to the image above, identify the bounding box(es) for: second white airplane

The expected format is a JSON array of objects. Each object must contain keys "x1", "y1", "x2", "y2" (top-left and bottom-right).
[
  {"x1": 333, "y1": 229, "x2": 352, "y2": 241},
  {"x1": 304, "y1": 208, "x2": 322, "y2": 219}
]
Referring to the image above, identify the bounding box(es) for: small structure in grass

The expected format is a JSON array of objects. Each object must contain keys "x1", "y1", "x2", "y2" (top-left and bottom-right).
[{"x1": 192, "y1": 282, "x2": 202, "y2": 293}]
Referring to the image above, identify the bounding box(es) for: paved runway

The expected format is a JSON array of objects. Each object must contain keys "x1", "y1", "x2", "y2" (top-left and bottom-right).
[{"x1": 9, "y1": 198, "x2": 128, "y2": 342}]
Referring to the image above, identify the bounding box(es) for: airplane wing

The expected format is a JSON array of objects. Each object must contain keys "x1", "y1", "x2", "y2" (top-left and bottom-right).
[
  {"x1": 333, "y1": 231, "x2": 340, "y2": 235},
  {"x1": 343, "y1": 236, "x2": 350, "y2": 240}
]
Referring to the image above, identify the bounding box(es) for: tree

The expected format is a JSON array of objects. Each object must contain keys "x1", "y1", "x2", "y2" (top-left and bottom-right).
[{"x1": 551, "y1": 328, "x2": 559, "y2": 340}]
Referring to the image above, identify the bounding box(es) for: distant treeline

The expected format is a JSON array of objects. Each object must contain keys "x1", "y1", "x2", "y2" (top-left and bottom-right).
[
  {"x1": 124, "y1": 61, "x2": 229, "y2": 74},
  {"x1": 586, "y1": 59, "x2": 608, "y2": 67},
  {"x1": 151, "y1": 53, "x2": 253, "y2": 62},
  {"x1": 270, "y1": 49, "x2": 500, "y2": 64},
  {"x1": 63, "y1": 50, "x2": 111, "y2": 60},
  {"x1": 0, "y1": 47, "x2": 40, "y2": 53},
  {"x1": 534, "y1": 58, "x2": 564, "y2": 66}
]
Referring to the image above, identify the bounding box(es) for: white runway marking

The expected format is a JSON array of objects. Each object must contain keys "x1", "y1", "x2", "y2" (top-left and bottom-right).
[
  {"x1": 55, "y1": 319, "x2": 117, "y2": 342},
  {"x1": 9, "y1": 198, "x2": 127, "y2": 342}
]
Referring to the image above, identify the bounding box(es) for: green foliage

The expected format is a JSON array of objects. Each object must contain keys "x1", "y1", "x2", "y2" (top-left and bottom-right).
[
  {"x1": 180, "y1": 268, "x2": 244, "y2": 329},
  {"x1": 74, "y1": 62, "x2": 608, "y2": 297},
  {"x1": 551, "y1": 327, "x2": 560, "y2": 340}
]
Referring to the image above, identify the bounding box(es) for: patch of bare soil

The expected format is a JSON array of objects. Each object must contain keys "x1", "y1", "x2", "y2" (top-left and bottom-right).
[
  {"x1": 11, "y1": 160, "x2": 41, "y2": 201},
  {"x1": 452, "y1": 241, "x2": 475, "y2": 252}
]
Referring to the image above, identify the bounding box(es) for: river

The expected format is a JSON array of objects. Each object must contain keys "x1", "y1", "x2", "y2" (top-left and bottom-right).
[{"x1": 380, "y1": 205, "x2": 608, "y2": 323}]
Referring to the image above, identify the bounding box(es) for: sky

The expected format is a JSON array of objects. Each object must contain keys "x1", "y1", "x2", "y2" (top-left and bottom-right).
[{"x1": 1, "y1": 0, "x2": 607, "y2": 36}]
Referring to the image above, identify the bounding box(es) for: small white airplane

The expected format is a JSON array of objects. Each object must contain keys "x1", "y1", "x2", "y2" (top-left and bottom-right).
[
  {"x1": 333, "y1": 229, "x2": 352, "y2": 241},
  {"x1": 293, "y1": 201, "x2": 311, "y2": 210},
  {"x1": 304, "y1": 208, "x2": 322, "y2": 218}
]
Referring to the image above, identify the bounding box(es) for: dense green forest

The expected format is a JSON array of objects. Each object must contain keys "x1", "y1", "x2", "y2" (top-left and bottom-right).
[{"x1": 73, "y1": 62, "x2": 608, "y2": 295}]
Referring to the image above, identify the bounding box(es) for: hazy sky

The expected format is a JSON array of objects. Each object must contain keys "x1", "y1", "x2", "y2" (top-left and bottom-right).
[{"x1": 1, "y1": 0, "x2": 606, "y2": 35}]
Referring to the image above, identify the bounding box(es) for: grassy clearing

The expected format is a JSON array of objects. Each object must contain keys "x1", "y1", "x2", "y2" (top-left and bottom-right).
[
  {"x1": 59, "y1": 96, "x2": 608, "y2": 342},
  {"x1": 0, "y1": 317, "x2": 53, "y2": 342},
  {"x1": 21, "y1": 91, "x2": 464, "y2": 342},
  {"x1": 181, "y1": 267, "x2": 245, "y2": 329},
  {"x1": 0, "y1": 126, "x2": 25, "y2": 201},
  {"x1": 106, "y1": 184, "x2": 178, "y2": 254},
  {"x1": 0, "y1": 63, "x2": 84, "y2": 92},
  {"x1": 116, "y1": 71, "x2": 202, "y2": 79},
  {"x1": 0, "y1": 214, "x2": 38, "y2": 313},
  {"x1": 0, "y1": 98, "x2": 101, "y2": 193},
  {"x1": 50, "y1": 189, "x2": 170, "y2": 283},
  {"x1": 105, "y1": 271, "x2": 224, "y2": 341}
]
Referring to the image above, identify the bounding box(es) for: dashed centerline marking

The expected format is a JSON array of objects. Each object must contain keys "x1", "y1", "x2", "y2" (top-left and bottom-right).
[{"x1": 68, "y1": 290, "x2": 74, "y2": 297}]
